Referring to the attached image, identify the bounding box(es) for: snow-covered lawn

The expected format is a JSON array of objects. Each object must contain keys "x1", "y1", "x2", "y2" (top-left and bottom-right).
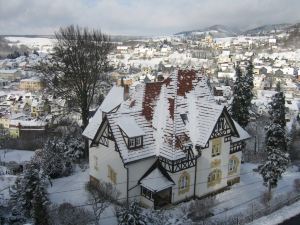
[
  {"x1": 211, "y1": 163, "x2": 300, "y2": 220},
  {"x1": 2, "y1": 153, "x2": 300, "y2": 225},
  {"x1": 0, "y1": 149, "x2": 34, "y2": 163},
  {"x1": 47, "y1": 167, "x2": 90, "y2": 205},
  {"x1": 48, "y1": 168, "x2": 118, "y2": 225},
  {"x1": 0, "y1": 149, "x2": 34, "y2": 203},
  {"x1": 246, "y1": 200, "x2": 300, "y2": 225}
]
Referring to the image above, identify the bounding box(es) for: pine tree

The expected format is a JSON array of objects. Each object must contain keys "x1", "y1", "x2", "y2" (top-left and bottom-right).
[
  {"x1": 31, "y1": 184, "x2": 49, "y2": 225},
  {"x1": 117, "y1": 202, "x2": 146, "y2": 225},
  {"x1": 231, "y1": 61, "x2": 254, "y2": 128},
  {"x1": 269, "y1": 92, "x2": 286, "y2": 128},
  {"x1": 231, "y1": 64, "x2": 248, "y2": 127},
  {"x1": 9, "y1": 161, "x2": 48, "y2": 221},
  {"x1": 245, "y1": 60, "x2": 254, "y2": 89},
  {"x1": 259, "y1": 92, "x2": 290, "y2": 197}
]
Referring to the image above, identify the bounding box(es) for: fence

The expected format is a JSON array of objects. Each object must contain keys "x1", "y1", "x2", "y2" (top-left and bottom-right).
[{"x1": 192, "y1": 190, "x2": 300, "y2": 225}]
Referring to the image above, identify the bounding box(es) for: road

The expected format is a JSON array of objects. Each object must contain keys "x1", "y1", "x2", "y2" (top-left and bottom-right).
[{"x1": 279, "y1": 213, "x2": 300, "y2": 225}]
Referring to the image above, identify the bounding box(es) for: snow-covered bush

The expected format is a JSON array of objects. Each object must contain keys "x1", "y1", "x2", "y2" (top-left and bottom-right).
[
  {"x1": 36, "y1": 132, "x2": 84, "y2": 179},
  {"x1": 85, "y1": 181, "x2": 120, "y2": 225},
  {"x1": 188, "y1": 196, "x2": 216, "y2": 220},
  {"x1": 49, "y1": 203, "x2": 91, "y2": 225},
  {"x1": 8, "y1": 161, "x2": 49, "y2": 224},
  {"x1": 116, "y1": 201, "x2": 146, "y2": 225}
]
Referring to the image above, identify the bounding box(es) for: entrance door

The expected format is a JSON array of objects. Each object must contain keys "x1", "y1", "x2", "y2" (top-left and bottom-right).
[{"x1": 153, "y1": 187, "x2": 172, "y2": 209}]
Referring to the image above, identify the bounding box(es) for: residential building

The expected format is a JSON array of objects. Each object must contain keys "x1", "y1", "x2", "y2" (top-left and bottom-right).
[{"x1": 83, "y1": 70, "x2": 250, "y2": 208}]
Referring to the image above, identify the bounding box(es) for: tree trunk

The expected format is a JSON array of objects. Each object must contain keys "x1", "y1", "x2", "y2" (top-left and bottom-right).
[{"x1": 82, "y1": 106, "x2": 89, "y2": 159}]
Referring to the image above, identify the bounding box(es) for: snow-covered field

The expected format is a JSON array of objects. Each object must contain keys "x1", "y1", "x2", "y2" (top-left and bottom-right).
[
  {"x1": 2, "y1": 150, "x2": 300, "y2": 224},
  {"x1": 4, "y1": 36, "x2": 55, "y2": 52},
  {"x1": 0, "y1": 149, "x2": 34, "y2": 163}
]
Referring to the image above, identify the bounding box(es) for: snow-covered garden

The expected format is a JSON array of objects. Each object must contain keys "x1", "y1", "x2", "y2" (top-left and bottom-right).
[{"x1": 2, "y1": 149, "x2": 300, "y2": 225}]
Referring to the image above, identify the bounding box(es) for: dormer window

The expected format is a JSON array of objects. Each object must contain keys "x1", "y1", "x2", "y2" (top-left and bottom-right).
[
  {"x1": 118, "y1": 116, "x2": 145, "y2": 150},
  {"x1": 129, "y1": 138, "x2": 135, "y2": 148}
]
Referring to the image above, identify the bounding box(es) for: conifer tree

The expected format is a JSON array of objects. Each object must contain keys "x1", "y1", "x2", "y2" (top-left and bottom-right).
[
  {"x1": 117, "y1": 201, "x2": 146, "y2": 225},
  {"x1": 231, "y1": 61, "x2": 254, "y2": 128},
  {"x1": 31, "y1": 184, "x2": 49, "y2": 225},
  {"x1": 9, "y1": 161, "x2": 48, "y2": 222},
  {"x1": 259, "y1": 92, "x2": 289, "y2": 197},
  {"x1": 269, "y1": 92, "x2": 286, "y2": 128}
]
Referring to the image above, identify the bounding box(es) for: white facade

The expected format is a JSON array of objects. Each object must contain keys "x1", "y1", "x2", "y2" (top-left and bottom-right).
[{"x1": 84, "y1": 70, "x2": 249, "y2": 208}]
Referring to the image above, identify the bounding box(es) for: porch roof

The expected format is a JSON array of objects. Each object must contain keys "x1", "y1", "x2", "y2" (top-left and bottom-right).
[{"x1": 140, "y1": 168, "x2": 174, "y2": 192}]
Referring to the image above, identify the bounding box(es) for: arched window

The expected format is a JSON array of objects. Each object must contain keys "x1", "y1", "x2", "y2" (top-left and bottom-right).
[
  {"x1": 228, "y1": 156, "x2": 239, "y2": 175},
  {"x1": 207, "y1": 169, "x2": 222, "y2": 187},
  {"x1": 178, "y1": 172, "x2": 190, "y2": 195}
]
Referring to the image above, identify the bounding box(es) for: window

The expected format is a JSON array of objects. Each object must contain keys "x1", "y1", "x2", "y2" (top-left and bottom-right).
[
  {"x1": 212, "y1": 138, "x2": 221, "y2": 157},
  {"x1": 127, "y1": 136, "x2": 143, "y2": 149},
  {"x1": 129, "y1": 138, "x2": 135, "y2": 148},
  {"x1": 141, "y1": 186, "x2": 153, "y2": 200},
  {"x1": 224, "y1": 136, "x2": 231, "y2": 142},
  {"x1": 178, "y1": 172, "x2": 190, "y2": 195},
  {"x1": 208, "y1": 169, "x2": 222, "y2": 187},
  {"x1": 228, "y1": 156, "x2": 239, "y2": 175},
  {"x1": 136, "y1": 136, "x2": 142, "y2": 147},
  {"x1": 107, "y1": 165, "x2": 117, "y2": 184}
]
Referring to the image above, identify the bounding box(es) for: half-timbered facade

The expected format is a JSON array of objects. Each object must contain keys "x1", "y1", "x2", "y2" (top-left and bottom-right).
[{"x1": 83, "y1": 70, "x2": 250, "y2": 208}]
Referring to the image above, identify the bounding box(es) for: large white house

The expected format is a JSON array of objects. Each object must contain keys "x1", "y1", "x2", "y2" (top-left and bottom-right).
[{"x1": 83, "y1": 70, "x2": 250, "y2": 208}]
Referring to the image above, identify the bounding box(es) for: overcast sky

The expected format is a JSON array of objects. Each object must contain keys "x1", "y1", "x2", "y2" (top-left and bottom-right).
[{"x1": 0, "y1": 0, "x2": 299, "y2": 36}]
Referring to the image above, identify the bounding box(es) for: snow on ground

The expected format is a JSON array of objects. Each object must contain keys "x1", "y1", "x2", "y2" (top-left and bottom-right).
[
  {"x1": 48, "y1": 167, "x2": 118, "y2": 225},
  {"x1": 0, "y1": 149, "x2": 34, "y2": 202},
  {"x1": 5, "y1": 36, "x2": 55, "y2": 52},
  {"x1": 0, "y1": 149, "x2": 34, "y2": 163},
  {"x1": 47, "y1": 167, "x2": 90, "y2": 205},
  {"x1": 210, "y1": 163, "x2": 300, "y2": 221},
  {"x1": 246, "y1": 200, "x2": 300, "y2": 225}
]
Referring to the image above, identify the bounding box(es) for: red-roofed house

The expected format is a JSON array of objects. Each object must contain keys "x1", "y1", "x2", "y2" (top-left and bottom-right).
[{"x1": 83, "y1": 70, "x2": 250, "y2": 208}]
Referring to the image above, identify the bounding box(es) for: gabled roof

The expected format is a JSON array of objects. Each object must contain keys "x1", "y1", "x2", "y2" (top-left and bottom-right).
[
  {"x1": 83, "y1": 86, "x2": 124, "y2": 140},
  {"x1": 117, "y1": 116, "x2": 145, "y2": 137},
  {"x1": 232, "y1": 120, "x2": 251, "y2": 142},
  {"x1": 139, "y1": 160, "x2": 174, "y2": 192},
  {"x1": 87, "y1": 70, "x2": 250, "y2": 164},
  {"x1": 100, "y1": 86, "x2": 124, "y2": 113}
]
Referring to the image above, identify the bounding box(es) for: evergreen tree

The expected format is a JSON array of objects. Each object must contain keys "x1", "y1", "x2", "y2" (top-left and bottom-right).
[
  {"x1": 259, "y1": 92, "x2": 290, "y2": 197},
  {"x1": 245, "y1": 60, "x2": 254, "y2": 89},
  {"x1": 117, "y1": 202, "x2": 146, "y2": 225},
  {"x1": 275, "y1": 81, "x2": 281, "y2": 92},
  {"x1": 231, "y1": 62, "x2": 254, "y2": 128},
  {"x1": 9, "y1": 161, "x2": 48, "y2": 222},
  {"x1": 31, "y1": 184, "x2": 49, "y2": 225},
  {"x1": 269, "y1": 92, "x2": 286, "y2": 128}
]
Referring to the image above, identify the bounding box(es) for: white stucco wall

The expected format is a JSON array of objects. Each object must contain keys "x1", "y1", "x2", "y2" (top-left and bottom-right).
[
  {"x1": 127, "y1": 157, "x2": 156, "y2": 202},
  {"x1": 89, "y1": 140, "x2": 127, "y2": 201},
  {"x1": 196, "y1": 137, "x2": 230, "y2": 197}
]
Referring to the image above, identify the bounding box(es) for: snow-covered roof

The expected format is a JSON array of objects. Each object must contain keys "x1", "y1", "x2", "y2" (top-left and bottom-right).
[
  {"x1": 99, "y1": 86, "x2": 124, "y2": 113},
  {"x1": 89, "y1": 70, "x2": 248, "y2": 164},
  {"x1": 117, "y1": 116, "x2": 145, "y2": 137},
  {"x1": 83, "y1": 85, "x2": 124, "y2": 140},
  {"x1": 232, "y1": 120, "x2": 251, "y2": 142},
  {"x1": 82, "y1": 106, "x2": 103, "y2": 139},
  {"x1": 140, "y1": 168, "x2": 174, "y2": 192}
]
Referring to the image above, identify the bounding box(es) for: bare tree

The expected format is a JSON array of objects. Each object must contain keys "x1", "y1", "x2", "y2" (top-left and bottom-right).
[
  {"x1": 85, "y1": 181, "x2": 120, "y2": 225},
  {"x1": 49, "y1": 203, "x2": 91, "y2": 225},
  {"x1": 188, "y1": 196, "x2": 216, "y2": 220},
  {"x1": 35, "y1": 25, "x2": 112, "y2": 157}
]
